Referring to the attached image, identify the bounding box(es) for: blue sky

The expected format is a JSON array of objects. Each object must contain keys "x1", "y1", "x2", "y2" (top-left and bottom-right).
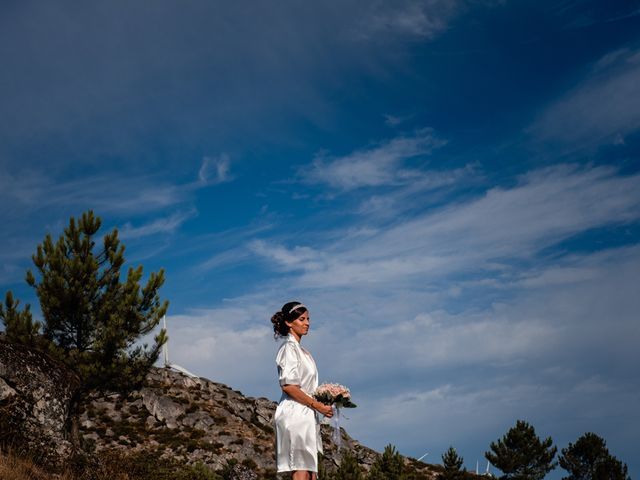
[{"x1": 1, "y1": 0, "x2": 639, "y2": 476}]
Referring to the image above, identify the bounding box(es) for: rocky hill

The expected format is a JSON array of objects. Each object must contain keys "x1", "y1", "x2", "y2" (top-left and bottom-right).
[{"x1": 0, "y1": 336, "x2": 439, "y2": 478}]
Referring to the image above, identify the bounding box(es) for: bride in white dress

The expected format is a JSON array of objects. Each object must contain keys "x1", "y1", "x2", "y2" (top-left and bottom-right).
[{"x1": 271, "y1": 302, "x2": 333, "y2": 480}]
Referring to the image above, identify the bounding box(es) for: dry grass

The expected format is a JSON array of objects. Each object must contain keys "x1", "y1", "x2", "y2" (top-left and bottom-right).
[
  {"x1": 0, "y1": 448, "x2": 134, "y2": 480},
  {"x1": 0, "y1": 448, "x2": 223, "y2": 480},
  {"x1": 0, "y1": 449, "x2": 73, "y2": 480}
]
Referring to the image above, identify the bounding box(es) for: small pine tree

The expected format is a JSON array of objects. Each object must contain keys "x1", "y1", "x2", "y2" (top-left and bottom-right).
[
  {"x1": 0, "y1": 291, "x2": 41, "y2": 344},
  {"x1": 333, "y1": 450, "x2": 364, "y2": 480},
  {"x1": 441, "y1": 446, "x2": 466, "y2": 480},
  {"x1": 24, "y1": 210, "x2": 168, "y2": 393},
  {"x1": 2, "y1": 211, "x2": 169, "y2": 446},
  {"x1": 559, "y1": 432, "x2": 629, "y2": 480},
  {"x1": 368, "y1": 444, "x2": 406, "y2": 480},
  {"x1": 485, "y1": 420, "x2": 557, "y2": 480}
]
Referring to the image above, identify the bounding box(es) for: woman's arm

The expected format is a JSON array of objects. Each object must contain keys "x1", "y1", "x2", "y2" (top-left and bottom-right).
[{"x1": 281, "y1": 384, "x2": 334, "y2": 417}]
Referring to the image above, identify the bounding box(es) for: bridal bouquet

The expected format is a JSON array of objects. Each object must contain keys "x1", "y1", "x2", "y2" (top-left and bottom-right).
[
  {"x1": 314, "y1": 383, "x2": 356, "y2": 448},
  {"x1": 314, "y1": 383, "x2": 357, "y2": 408}
]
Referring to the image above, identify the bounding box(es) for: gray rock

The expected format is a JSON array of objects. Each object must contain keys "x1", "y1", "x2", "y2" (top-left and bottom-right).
[
  {"x1": 0, "y1": 337, "x2": 78, "y2": 466},
  {"x1": 141, "y1": 387, "x2": 186, "y2": 429},
  {"x1": 181, "y1": 411, "x2": 216, "y2": 430}
]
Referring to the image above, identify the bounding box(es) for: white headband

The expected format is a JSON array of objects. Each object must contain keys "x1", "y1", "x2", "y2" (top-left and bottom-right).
[{"x1": 288, "y1": 303, "x2": 306, "y2": 314}]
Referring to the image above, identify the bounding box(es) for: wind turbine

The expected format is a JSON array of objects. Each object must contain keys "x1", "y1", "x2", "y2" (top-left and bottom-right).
[
  {"x1": 417, "y1": 452, "x2": 429, "y2": 462},
  {"x1": 162, "y1": 316, "x2": 198, "y2": 378},
  {"x1": 485, "y1": 460, "x2": 492, "y2": 476}
]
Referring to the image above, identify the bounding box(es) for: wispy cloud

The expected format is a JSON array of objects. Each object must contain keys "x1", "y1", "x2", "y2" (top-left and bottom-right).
[
  {"x1": 0, "y1": 170, "x2": 187, "y2": 215},
  {"x1": 299, "y1": 128, "x2": 447, "y2": 190},
  {"x1": 198, "y1": 154, "x2": 233, "y2": 185},
  {"x1": 555, "y1": 2, "x2": 640, "y2": 30},
  {"x1": 529, "y1": 47, "x2": 640, "y2": 147},
  {"x1": 0, "y1": 165, "x2": 213, "y2": 285},
  {"x1": 0, "y1": 155, "x2": 236, "y2": 226},
  {"x1": 119, "y1": 210, "x2": 197, "y2": 239},
  {"x1": 257, "y1": 164, "x2": 640, "y2": 288},
  {"x1": 195, "y1": 248, "x2": 249, "y2": 272},
  {"x1": 356, "y1": 163, "x2": 477, "y2": 217},
  {"x1": 355, "y1": 0, "x2": 505, "y2": 41},
  {"x1": 383, "y1": 113, "x2": 413, "y2": 127},
  {"x1": 358, "y1": 0, "x2": 462, "y2": 39},
  {"x1": 249, "y1": 241, "x2": 321, "y2": 270}
]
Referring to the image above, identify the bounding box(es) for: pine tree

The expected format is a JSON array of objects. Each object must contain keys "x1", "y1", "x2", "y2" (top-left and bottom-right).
[
  {"x1": 440, "y1": 446, "x2": 466, "y2": 480},
  {"x1": 559, "y1": 433, "x2": 629, "y2": 480},
  {"x1": 485, "y1": 420, "x2": 557, "y2": 480},
  {"x1": 24, "y1": 210, "x2": 168, "y2": 393},
  {"x1": 333, "y1": 450, "x2": 364, "y2": 480},
  {"x1": 368, "y1": 444, "x2": 406, "y2": 480},
  {"x1": 0, "y1": 291, "x2": 41, "y2": 344}
]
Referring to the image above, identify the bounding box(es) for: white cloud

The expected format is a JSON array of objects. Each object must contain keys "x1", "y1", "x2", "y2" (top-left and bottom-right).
[
  {"x1": 256, "y1": 164, "x2": 640, "y2": 288},
  {"x1": 157, "y1": 305, "x2": 280, "y2": 397},
  {"x1": 141, "y1": 157, "x2": 640, "y2": 466},
  {"x1": 347, "y1": 248, "x2": 640, "y2": 458},
  {"x1": 198, "y1": 154, "x2": 233, "y2": 185},
  {"x1": 299, "y1": 128, "x2": 447, "y2": 190},
  {"x1": 249, "y1": 240, "x2": 322, "y2": 271},
  {"x1": 356, "y1": 163, "x2": 477, "y2": 217},
  {"x1": 120, "y1": 209, "x2": 197, "y2": 239},
  {"x1": 0, "y1": 163, "x2": 221, "y2": 285},
  {"x1": 529, "y1": 47, "x2": 640, "y2": 147},
  {"x1": 147, "y1": 162, "x2": 640, "y2": 455},
  {"x1": 0, "y1": 169, "x2": 187, "y2": 215},
  {"x1": 354, "y1": 0, "x2": 505, "y2": 42},
  {"x1": 341, "y1": 311, "x2": 558, "y2": 375},
  {"x1": 358, "y1": 0, "x2": 462, "y2": 39},
  {"x1": 162, "y1": 243, "x2": 640, "y2": 465},
  {"x1": 196, "y1": 247, "x2": 251, "y2": 272},
  {"x1": 383, "y1": 114, "x2": 407, "y2": 126}
]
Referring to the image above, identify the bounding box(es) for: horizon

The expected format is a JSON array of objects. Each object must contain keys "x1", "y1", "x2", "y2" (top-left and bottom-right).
[{"x1": 1, "y1": 1, "x2": 639, "y2": 478}]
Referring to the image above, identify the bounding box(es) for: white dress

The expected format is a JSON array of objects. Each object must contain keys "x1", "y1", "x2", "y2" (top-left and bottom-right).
[{"x1": 274, "y1": 334, "x2": 323, "y2": 473}]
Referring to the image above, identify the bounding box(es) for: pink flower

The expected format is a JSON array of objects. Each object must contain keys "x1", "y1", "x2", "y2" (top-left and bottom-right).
[{"x1": 314, "y1": 383, "x2": 355, "y2": 408}]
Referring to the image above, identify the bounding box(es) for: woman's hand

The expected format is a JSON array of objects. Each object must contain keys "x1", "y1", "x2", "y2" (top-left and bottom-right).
[
  {"x1": 281, "y1": 384, "x2": 334, "y2": 417},
  {"x1": 316, "y1": 403, "x2": 333, "y2": 418}
]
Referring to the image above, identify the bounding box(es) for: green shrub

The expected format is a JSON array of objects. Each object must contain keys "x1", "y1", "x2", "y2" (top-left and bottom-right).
[
  {"x1": 368, "y1": 444, "x2": 406, "y2": 480},
  {"x1": 334, "y1": 450, "x2": 364, "y2": 480},
  {"x1": 175, "y1": 462, "x2": 222, "y2": 480}
]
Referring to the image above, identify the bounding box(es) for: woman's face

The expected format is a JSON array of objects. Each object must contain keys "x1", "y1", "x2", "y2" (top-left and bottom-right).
[{"x1": 286, "y1": 311, "x2": 309, "y2": 340}]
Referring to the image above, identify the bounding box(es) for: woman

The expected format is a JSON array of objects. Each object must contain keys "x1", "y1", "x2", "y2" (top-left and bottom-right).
[{"x1": 271, "y1": 301, "x2": 333, "y2": 480}]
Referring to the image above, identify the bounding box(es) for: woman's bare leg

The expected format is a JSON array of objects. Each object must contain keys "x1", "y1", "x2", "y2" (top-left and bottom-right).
[
  {"x1": 311, "y1": 473, "x2": 317, "y2": 480},
  {"x1": 292, "y1": 471, "x2": 311, "y2": 480}
]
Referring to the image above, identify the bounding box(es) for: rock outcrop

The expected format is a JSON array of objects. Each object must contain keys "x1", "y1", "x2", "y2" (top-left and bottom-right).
[
  {"x1": 78, "y1": 367, "x2": 383, "y2": 477},
  {"x1": 0, "y1": 336, "x2": 79, "y2": 465}
]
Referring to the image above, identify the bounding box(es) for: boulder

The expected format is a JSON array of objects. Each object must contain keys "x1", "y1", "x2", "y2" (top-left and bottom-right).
[
  {"x1": 140, "y1": 387, "x2": 186, "y2": 429},
  {"x1": 0, "y1": 337, "x2": 79, "y2": 465}
]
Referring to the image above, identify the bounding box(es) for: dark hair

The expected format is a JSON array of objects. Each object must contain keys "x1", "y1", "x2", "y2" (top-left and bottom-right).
[{"x1": 271, "y1": 301, "x2": 308, "y2": 338}]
